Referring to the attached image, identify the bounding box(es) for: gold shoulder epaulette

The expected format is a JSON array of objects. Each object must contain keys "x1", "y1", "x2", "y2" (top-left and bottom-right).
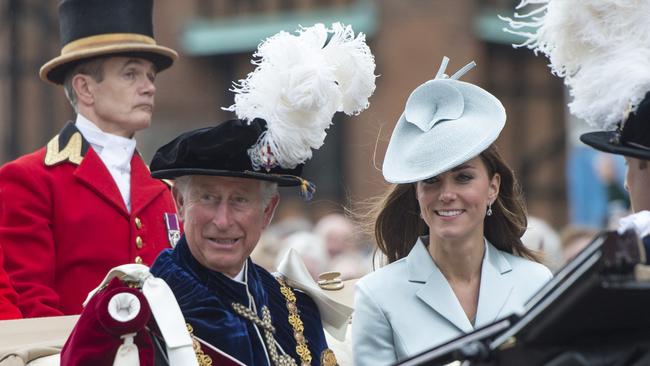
[{"x1": 44, "y1": 132, "x2": 83, "y2": 166}]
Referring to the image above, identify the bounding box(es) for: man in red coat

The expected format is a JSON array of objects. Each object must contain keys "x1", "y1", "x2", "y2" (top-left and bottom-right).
[{"x1": 0, "y1": 0, "x2": 181, "y2": 317}]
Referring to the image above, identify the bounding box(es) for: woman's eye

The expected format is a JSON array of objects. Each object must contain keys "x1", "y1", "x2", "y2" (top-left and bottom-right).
[
  {"x1": 423, "y1": 177, "x2": 438, "y2": 184},
  {"x1": 457, "y1": 173, "x2": 473, "y2": 182}
]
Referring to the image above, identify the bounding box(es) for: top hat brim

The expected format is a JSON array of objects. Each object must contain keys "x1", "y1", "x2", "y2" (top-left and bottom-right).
[
  {"x1": 40, "y1": 40, "x2": 178, "y2": 85},
  {"x1": 580, "y1": 130, "x2": 650, "y2": 160},
  {"x1": 150, "y1": 168, "x2": 305, "y2": 187}
]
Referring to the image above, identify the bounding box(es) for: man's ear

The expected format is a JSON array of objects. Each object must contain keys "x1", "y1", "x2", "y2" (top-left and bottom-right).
[
  {"x1": 172, "y1": 186, "x2": 185, "y2": 222},
  {"x1": 263, "y1": 194, "x2": 280, "y2": 228},
  {"x1": 72, "y1": 74, "x2": 94, "y2": 106}
]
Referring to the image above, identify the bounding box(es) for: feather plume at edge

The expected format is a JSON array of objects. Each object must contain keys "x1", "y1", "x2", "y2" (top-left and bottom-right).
[{"x1": 500, "y1": 0, "x2": 650, "y2": 130}]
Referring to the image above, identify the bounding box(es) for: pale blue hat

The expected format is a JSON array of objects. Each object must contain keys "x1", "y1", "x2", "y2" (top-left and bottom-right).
[{"x1": 382, "y1": 57, "x2": 506, "y2": 183}]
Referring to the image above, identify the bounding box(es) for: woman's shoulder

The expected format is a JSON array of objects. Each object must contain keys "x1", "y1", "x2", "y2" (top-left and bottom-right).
[
  {"x1": 357, "y1": 257, "x2": 409, "y2": 292},
  {"x1": 500, "y1": 249, "x2": 553, "y2": 281}
]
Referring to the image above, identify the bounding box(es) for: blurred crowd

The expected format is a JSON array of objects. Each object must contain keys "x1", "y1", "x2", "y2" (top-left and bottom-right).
[{"x1": 252, "y1": 213, "x2": 374, "y2": 280}]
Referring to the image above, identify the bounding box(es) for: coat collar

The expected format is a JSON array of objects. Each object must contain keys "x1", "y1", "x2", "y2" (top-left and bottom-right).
[
  {"x1": 45, "y1": 122, "x2": 167, "y2": 216},
  {"x1": 407, "y1": 236, "x2": 514, "y2": 333},
  {"x1": 44, "y1": 121, "x2": 90, "y2": 166}
]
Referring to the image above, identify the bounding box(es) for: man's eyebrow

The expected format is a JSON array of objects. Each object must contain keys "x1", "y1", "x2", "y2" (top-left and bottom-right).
[{"x1": 120, "y1": 58, "x2": 156, "y2": 73}]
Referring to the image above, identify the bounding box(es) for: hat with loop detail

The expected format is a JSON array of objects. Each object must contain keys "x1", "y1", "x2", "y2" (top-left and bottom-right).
[{"x1": 382, "y1": 57, "x2": 506, "y2": 183}]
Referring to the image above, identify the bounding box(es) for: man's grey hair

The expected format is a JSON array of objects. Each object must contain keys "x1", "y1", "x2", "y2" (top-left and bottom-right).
[
  {"x1": 173, "y1": 175, "x2": 278, "y2": 207},
  {"x1": 63, "y1": 57, "x2": 106, "y2": 112}
]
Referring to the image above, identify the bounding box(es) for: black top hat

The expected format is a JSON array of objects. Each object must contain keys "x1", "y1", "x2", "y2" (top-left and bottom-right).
[
  {"x1": 581, "y1": 92, "x2": 650, "y2": 160},
  {"x1": 40, "y1": 0, "x2": 178, "y2": 85},
  {"x1": 150, "y1": 119, "x2": 316, "y2": 198}
]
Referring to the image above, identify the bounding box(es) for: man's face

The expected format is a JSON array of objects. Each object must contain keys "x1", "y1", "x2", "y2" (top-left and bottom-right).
[
  {"x1": 624, "y1": 156, "x2": 650, "y2": 212},
  {"x1": 86, "y1": 56, "x2": 157, "y2": 137},
  {"x1": 174, "y1": 176, "x2": 279, "y2": 278}
]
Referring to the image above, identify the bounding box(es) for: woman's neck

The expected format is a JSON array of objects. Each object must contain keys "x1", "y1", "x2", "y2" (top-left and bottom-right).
[{"x1": 427, "y1": 235, "x2": 485, "y2": 282}]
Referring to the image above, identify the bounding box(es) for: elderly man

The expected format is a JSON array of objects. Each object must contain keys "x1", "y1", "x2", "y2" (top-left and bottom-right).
[
  {"x1": 0, "y1": 0, "x2": 179, "y2": 317},
  {"x1": 148, "y1": 120, "x2": 338, "y2": 366}
]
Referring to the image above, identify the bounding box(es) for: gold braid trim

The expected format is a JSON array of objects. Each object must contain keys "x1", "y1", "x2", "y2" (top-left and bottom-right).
[
  {"x1": 186, "y1": 323, "x2": 213, "y2": 366},
  {"x1": 231, "y1": 303, "x2": 296, "y2": 366},
  {"x1": 277, "y1": 276, "x2": 313, "y2": 366}
]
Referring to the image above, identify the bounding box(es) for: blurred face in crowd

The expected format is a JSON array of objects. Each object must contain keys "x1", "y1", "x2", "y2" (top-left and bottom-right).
[
  {"x1": 624, "y1": 156, "x2": 650, "y2": 212},
  {"x1": 74, "y1": 56, "x2": 157, "y2": 138},
  {"x1": 174, "y1": 175, "x2": 279, "y2": 278},
  {"x1": 416, "y1": 156, "x2": 500, "y2": 244}
]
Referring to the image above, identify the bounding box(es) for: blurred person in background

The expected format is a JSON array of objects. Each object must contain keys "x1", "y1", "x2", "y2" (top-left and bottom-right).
[
  {"x1": 251, "y1": 217, "x2": 313, "y2": 272},
  {"x1": 521, "y1": 216, "x2": 565, "y2": 273},
  {"x1": 276, "y1": 231, "x2": 329, "y2": 280},
  {"x1": 560, "y1": 225, "x2": 599, "y2": 263},
  {"x1": 0, "y1": 0, "x2": 178, "y2": 317},
  {"x1": 315, "y1": 213, "x2": 372, "y2": 279},
  {"x1": 352, "y1": 58, "x2": 551, "y2": 365}
]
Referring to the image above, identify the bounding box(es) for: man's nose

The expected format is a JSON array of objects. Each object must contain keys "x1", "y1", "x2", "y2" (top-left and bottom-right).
[
  {"x1": 140, "y1": 77, "x2": 156, "y2": 96},
  {"x1": 212, "y1": 203, "x2": 233, "y2": 229}
]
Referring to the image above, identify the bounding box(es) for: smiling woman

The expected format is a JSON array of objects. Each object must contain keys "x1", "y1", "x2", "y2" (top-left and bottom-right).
[{"x1": 352, "y1": 58, "x2": 552, "y2": 366}]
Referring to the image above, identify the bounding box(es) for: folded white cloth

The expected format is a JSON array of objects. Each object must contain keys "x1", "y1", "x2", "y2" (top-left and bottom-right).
[
  {"x1": 618, "y1": 210, "x2": 650, "y2": 238},
  {"x1": 276, "y1": 249, "x2": 354, "y2": 341}
]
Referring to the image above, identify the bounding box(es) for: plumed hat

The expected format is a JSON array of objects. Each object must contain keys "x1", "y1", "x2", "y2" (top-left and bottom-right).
[
  {"x1": 40, "y1": 0, "x2": 177, "y2": 84},
  {"x1": 382, "y1": 57, "x2": 506, "y2": 183},
  {"x1": 501, "y1": 0, "x2": 650, "y2": 160},
  {"x1": 151, "y1": 23, "x2": 376, "y2": 199}
]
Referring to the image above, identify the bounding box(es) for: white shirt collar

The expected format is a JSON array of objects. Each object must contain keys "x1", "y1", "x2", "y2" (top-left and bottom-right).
[
  {"x1": 232, "y1": 261, "x2": 247, "y2": 283},
  {"x1": 75, "y1": 114, "x2": 137, "y2": 161}
]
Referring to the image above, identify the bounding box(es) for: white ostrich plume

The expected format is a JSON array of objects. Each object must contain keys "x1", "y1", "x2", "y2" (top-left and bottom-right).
[
  {"x1": 500, "y1": 0, "x2": 650, "y2": 130},
  {"x1": 224, "y1": 22, "x2": 376, "y2": 171}
]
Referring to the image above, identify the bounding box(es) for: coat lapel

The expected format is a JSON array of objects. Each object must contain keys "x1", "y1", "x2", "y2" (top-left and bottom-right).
[
  {"x1": 74, "y1": 147, "x2": 129, "y2": 216},
  {"x1": 474, "y1": 240, "x2": 514, "y2": 327},
  {"x1": 408, "y1": 239, "x2": 474, "y2": 333},
  {"x1": 130, "y1": 153, "x2": 166, "y2": 216}
]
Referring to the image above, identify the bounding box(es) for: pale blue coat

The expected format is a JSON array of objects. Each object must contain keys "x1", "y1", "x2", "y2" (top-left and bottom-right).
[{"x1": 352, "y1": 237, "x2": 552, "y2": 366}]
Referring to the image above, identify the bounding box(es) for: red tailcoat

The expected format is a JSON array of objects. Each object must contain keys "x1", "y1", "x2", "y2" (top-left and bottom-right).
[
  {"x1": 0, "y1": 245, "x2": 21, "y2": 320},
  {"x1": 0, "y1": 122, "x2": 179, "y2": 317}
]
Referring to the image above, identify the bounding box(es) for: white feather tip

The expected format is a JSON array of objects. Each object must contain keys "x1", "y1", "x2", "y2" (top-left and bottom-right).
[{"x1": 226, "y1": 22, "x2": 377, "y2": 170}]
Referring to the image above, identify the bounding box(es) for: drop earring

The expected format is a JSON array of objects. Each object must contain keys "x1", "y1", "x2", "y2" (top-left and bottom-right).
[{"x1": 486, "y1": 203, "x2": 493, "y2": 216}]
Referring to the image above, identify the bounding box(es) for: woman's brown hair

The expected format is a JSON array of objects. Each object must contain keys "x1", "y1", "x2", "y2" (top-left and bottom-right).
[{"x1": 366, "y1": 144, "x2": 539, "y2": 264}]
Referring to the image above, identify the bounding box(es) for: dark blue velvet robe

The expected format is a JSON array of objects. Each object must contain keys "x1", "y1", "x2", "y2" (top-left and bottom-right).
[{"x1": 150, "y1": 236, "x2": 329, "y2": 366}]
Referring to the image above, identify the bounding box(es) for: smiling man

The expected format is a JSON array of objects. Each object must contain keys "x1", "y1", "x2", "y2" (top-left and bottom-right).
[
  {"x1": 0, "y1": 0, "x2": 179, "y2": 317},
  {"x1": 147, "y1": 120, "x2": 337, "y2": 365}
]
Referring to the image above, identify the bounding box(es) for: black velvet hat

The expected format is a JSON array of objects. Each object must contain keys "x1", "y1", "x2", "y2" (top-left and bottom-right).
[
  {"x1": 40, "y1": 0, "x2": 178, "y2": 84},
  {"x1": 150, "y1": 119, "x2": 316, "y2": 198},
  {"x1": 581, "y1": 92, "x2": 650, "y2": 160}
]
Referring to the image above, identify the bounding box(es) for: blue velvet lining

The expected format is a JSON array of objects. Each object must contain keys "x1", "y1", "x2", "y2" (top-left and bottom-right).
[{"x1": 151, "y1": 236, "x2": 328, "y2": 365}]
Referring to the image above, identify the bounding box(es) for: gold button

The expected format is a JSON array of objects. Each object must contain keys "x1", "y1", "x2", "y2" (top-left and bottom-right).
[
  {"x1": 134, "y1": 256, "x2": 143, "y2": 264},
  {"x1": 135, "y1": 236, "x2": 143, "y2": 249},
  {"x1": 135, "y1": 217, "x2": 142, "y2": 229}
]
